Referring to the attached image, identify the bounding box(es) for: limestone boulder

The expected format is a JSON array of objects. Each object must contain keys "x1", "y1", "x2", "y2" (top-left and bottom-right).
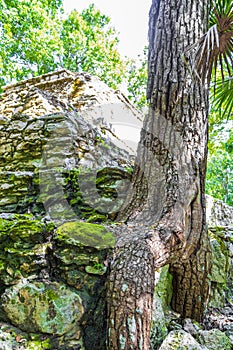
[
  {"x1": 206, "y1": 195, "x2": 233, "y2": 228},
  {"x1": 0, "y1": 280, "x2": 84, "y2": 336},
  {"x1": 198, "y1": 329, "x2": 232, "y2": 350},
  {"x1": 158, "y1": 330, "x2": 208, "y2": 350}
]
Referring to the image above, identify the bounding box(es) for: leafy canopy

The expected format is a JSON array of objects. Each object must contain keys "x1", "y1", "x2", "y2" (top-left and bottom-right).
[
  {"x1": 0, "y1": 0, "x2": 63, "y2": 85},
  {"x1": 206, "y1": 127, "x2": 233, "y2": 206},
  {"x1": 60, "y1": 5, "x2": 125, "y2": 89},
  {"x1": 125, "y1": 48, "x2": 148, "y2": 109},
  {"x1": 0, "y1": 2, "x2": 125, "y2": 89}
]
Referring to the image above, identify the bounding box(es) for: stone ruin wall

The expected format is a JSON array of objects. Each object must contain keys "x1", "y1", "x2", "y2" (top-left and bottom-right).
[
  {"x1": 0, "y1": 70, "x2": 143, "y2": 349},
  {"x1": 0, "y1": 69, "x2": 142, "y2": 217},
  {"x1": 0, "y1": 70, "x2": 232, "y2": 349}
]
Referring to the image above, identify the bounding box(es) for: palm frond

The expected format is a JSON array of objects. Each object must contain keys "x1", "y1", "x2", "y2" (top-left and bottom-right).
[
  {"x1": 211, "y1": 77, "x2": 233, "y2": 119},
  {"x1": 184, "y1": 0, "x2": 233, "y2": 84}
]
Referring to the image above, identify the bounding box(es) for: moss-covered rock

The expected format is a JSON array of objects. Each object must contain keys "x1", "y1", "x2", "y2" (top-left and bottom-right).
[
  {"x1": 85, "y1": 263, "x2": 107, "y2": 275},
  {"x1": 150, "y1": 296, "x2": 168, "y2": 349},
  {"x1": 0, "y1": 323, "x2": 29, "y2": 350},
  {"x1": 208, "y1": 227, "x2": 233, "y2": 307},
  {"x1": 0, "y1": 280, "x2": 84, "y2": 336},
  {"x1": 54, "y1": 221, "x2": 115, "y2": 250},
  {"x1": 0, "y1": 215, "x2": 54, "y2": 286},
  {"x1": 158, "y1": 330, "x2": 207, "y2": 350},
  {"x1": 210, "y1": 238, "x2": 228, "y2": 284},
  {"x1": 154, "y1": 265, "x2": 173, "y2": 310},
  {"x1": 0, "y1": 322, "x2": 85, "y2": 350},
  {"x1": 0, "y1": 214, "x2": 48, "y2": 246},
  {"x1": 198, "y1": 329, "x2": 232, "y2": 350},
  {"x1": 0, "y1": 323, "x2": 52, "y2": 350}
]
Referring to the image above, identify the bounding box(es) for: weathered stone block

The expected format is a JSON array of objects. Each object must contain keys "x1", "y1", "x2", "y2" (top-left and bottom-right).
[
  {"x1": 1, "y1": 280, "x2": 84, "y2": 336},
  {"x1": 158, "y1": 330, "x2": 207, "y2": 350},
  {"x1": 198, "y1": 329, "x2": 232, "y2": 350}
]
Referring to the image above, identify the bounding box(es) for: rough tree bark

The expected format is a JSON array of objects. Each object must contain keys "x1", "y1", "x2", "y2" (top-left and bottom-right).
[{"x1": 107, "y1": 0, "x2": 211, "y2": 348}]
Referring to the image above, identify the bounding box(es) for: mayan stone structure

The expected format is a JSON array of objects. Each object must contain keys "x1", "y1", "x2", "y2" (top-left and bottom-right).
[
  {"x1": 0, "y1": 70, "x2": 143, "y2": 349},
  {"x1": 0, "y1": 69, "x2": 142, "y2": 217},
  {"x1": 0, "y1": 71, "x2": 232, "y2": 350}
]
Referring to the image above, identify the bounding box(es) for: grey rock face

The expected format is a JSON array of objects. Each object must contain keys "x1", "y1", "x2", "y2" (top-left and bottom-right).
[
  {"x1": 198, "y1": 329, "x2": 232, "y2": 350},
  {"x1": 158, "y1": 330, "x2": 208, "y2": 350}
]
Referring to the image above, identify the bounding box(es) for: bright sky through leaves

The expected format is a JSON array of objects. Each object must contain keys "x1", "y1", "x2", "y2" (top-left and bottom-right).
[{"x1": 63, "y1": 0, "x2": 151, "y2": 57}]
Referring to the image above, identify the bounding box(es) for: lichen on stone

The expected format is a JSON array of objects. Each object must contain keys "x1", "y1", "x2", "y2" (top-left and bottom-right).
[
  {"x1": 158, "y1": 330, "x2": 207, "y2": 349},
  {"x1": 198, "y1": 329, "x2": 232, "y2": 350},
  {"x1": 1, "y1": 280, "x2": 84, "y2": 336}
]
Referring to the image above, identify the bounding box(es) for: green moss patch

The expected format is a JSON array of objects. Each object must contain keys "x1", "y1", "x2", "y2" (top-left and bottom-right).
[
  {"x1": 0, "y1": 214, "x2": 53, "y2": 247},
  {"x1": 54, "y1": 221, "x2": 115, "y2": 250},
  {"x1": 0, "y1": 215, "x2": 54, "y2": 285}
]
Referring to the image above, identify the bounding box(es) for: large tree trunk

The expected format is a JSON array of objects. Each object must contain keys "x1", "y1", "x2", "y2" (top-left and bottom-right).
[{"x1": 107, "y1": 0, "x2": 210, "y2": 348}]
